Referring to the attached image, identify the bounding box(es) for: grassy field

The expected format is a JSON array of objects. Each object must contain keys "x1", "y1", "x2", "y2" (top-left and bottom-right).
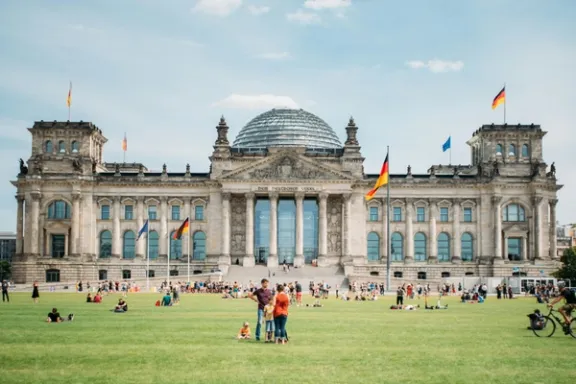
[{"x1": 0, "y1": 292, "x2": 574, "y2": 384}]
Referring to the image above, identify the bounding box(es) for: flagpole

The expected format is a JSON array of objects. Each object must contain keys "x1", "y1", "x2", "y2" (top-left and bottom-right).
[
  {"x1": 386, "y1": 146, "x2": 391, "y2": 293},
  {"x1": 146, "y1": 223, "x2": 150, "y2": 292},
  {"x1": 503, "y1": 83, "x2": 507, "y2": 124},
  {"x1": 187, "y1": 217, "x2": 191, "y2": 284}
]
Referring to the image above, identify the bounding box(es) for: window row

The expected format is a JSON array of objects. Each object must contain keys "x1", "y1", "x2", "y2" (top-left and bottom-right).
[
  {"x1": 369, "y1": 206, "x2": 474, "y2": 223},
  {"x1": 45, "y1": 140, "x2": 80, "y2": 154},
  {"x1": 46, "y1": 268, "x2": 197, "y2": 283},
  {"x1": 495, "y1": 143, "x2": 529, "y2": 157},
  {"x1": 366, "y1": 232, "x2": 475, "y2": 262},
  {"x1": 100, "y1": 204, "x2": 204, "y2": 221},
  {"x1": 99, "y1": 230, "x2": 207, "y2": 260}
]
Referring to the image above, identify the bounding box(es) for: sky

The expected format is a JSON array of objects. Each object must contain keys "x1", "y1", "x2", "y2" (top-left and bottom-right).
[{"x1": 0, "y1": 0, "x2": 575, "y2": 231}]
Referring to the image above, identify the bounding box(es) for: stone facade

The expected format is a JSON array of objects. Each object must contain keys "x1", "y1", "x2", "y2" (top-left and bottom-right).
[{"x1": 10, "y1": 117, "x2": 562, "y2": 283}]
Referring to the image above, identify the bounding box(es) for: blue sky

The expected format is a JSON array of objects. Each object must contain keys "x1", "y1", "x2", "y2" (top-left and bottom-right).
[{"x1": 0, "y1": 0, "x2": 575, "y2": 230}]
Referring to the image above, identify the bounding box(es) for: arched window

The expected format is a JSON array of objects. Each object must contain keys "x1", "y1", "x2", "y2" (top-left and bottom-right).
[
  {"x1": 503, "y1": 203, "x2": 526, "y2": 222},
  {"x1": 47, "y1": 200, "x2": 71, "y2": 219},
  {"x1": 508, "y1": 143, "x2": 516, "y2": 156},
  {"x1": 45, "y1": 140, "x2": 53, "y2": 153},
  {"x1": 391, "y1": 232, "x2": 404, "y2": 261},
  {"x1": 58, "y1": 140, "x2": 66, "y2": 153},
  {"x1": 414, "y1": 232, "x2": 427, "y2": 261},
  {"x1": 367, "y1": 232, "x2": 380, "y2": 261},
  {"x1": 99, "y1": 230, "x2": 112, "y2": 258},
  {"x1": 149, "y1": 231, "x2": 159, "y2": 260},
  {"x1": 170, "y1": 231, "x2": 182, "y2": 259},
  {"x1": 71, "y1": 141, "x2": 79, "y2": 153},
  {"x1": 193, "y1": 231, "x2": 206, "y2": 260},
  {"x1": 461, "y1": 233, "x2": 473, "y2": 261},
  {"x1": 521, "y1": 144, "x2": 529, "y2": 157},
  {"x1": 496, "y1": 144, "x2": 503, "y2": 155},
  {"x1": 437, "y1": 232, "x2": 450, "y2": 262},
  {"x1": 123, "y1": 231, "x2": 136, "y2": 259}
]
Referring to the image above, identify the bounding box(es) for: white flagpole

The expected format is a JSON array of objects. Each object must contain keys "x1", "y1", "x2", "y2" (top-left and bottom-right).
[
  {"x1": 187, "y1": 217, "x2": 191, "y2": 284},
  {"x1": 146, "y1": 222, "x2": 150, "y2": 292},
  {"x1": 167, "y1": 232, "x2": 171, "y2": 287}
]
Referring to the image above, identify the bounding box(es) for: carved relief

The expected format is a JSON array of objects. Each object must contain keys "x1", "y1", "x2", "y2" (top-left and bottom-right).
[
  {"x1": 249, "y1": 156, "x2": 335, "y2": 180},
  {"x1": 327, "y1": 195, "x2": 342, "y2": 253},
  {"x1": 230, "y1": 195, "x2": 246, "y2": 254}
]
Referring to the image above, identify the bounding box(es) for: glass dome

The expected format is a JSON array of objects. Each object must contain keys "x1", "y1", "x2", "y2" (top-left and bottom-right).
[{"x1": 232, "y1": 108, "x2": 342, "y2": 149}]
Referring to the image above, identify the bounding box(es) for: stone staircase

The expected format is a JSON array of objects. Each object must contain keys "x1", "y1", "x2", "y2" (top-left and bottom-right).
[{"x1": 225, "y1": 265, "x2": 347, "y2": 289}]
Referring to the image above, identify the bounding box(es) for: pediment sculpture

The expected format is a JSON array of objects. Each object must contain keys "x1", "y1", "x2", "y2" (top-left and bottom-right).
[{"x1": 247, "y1": 156, "x2": 337, "y2": 180}]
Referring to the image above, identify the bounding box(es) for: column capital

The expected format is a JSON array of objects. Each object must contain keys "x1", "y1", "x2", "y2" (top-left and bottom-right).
[
  {"x1": 268, "y1": 192, "x2": 279, "y2": 200},
  {"x1": 15, "y1": 195, "x2": 24, "y2": 202},
  {"x1": 113, "y1": 196, "x2": 121, "y2": 203},
  {"x1": 245, "y1": 192, "x2": 255, "y2": 200},
  {"x1": 160, "y1": 196, "x2": 168, "y2": 203},
  {"x1": 342, "y1": 193, "x2": 352, "y2": 202},
  {"x1": 532, "y1": 196, "x2": 543, "y2": 205},
  {"x1": 30, "y1": 191, "x2": 42, "y2": 201},
  {"x1": 72, "y1": 193, "x2": 82, "y2": 202},
  {"x1": 319, "y1": 192, "x2": 329, "y2": 201},
  {"x1": 452, "y1": 198, "x2": 462, "y2": 206},
  {"x1": 222, "y1": 192, "x2": 231, "y2": 201},
  {"x1": 295, "y1": 192, "x2": 305, "y2": 200},
  {"x1": 136, "y1": 196, "x2": 145, "y2": 203},
  {"x1": 549, "y1": 199, "x2": 558, "y2": 207},
  {"x1": 491, "y1": 196, "x2": 502, "y2": 205}
]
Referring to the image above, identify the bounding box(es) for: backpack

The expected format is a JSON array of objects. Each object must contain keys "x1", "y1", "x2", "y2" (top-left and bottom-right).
[{"x1": 527, "y1": 311, "x2": 544, "y2": 330}]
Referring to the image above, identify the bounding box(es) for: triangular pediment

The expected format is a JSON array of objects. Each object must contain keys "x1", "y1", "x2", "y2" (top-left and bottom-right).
[{"x1": 220, "y1": 152, "x2": 355, "y2": 181}]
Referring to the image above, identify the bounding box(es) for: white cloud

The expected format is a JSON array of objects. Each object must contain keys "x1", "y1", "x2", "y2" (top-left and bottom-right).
[
  {"x1": 212, "y1": 94, "x2": 299, "y2": 109},
  {"x1": 406, "y1": 59, "x2": 464, "y2": 73},
  {"x1": 255, "y1": 52, "x2": 291, "y2": 60},
  {"x1": 192, "y1": 0, "x2": 242, "y2": 16},
  {"x1": 304, "y1": 0, "x2": 351, "y2": 10},
  {"x1": 286, "y1": 9, "x2": 322, "y2": 24},
  {"x1": 247, "y1": 5, "x2": 270, "y2": 15}
]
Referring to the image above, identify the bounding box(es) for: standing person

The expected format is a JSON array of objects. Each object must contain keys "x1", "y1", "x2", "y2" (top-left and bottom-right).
[
  {"x1": 32, "y1": 281, "x2": 39, "y2": 304},
  {"x1": 248, "y1": 278, "x2": 271, "y2": 341},
  {"x1": 273, "y1": 284, "x2": 289, "y2": 344},
  {"x1": 396, "y1": 286, "x2": 404, "y2": 306},
  {"x1": 2, "y1": 280, "x2": 9, "y2": 302},
  {"x1": 295, "y1": 281, "x2": 303, "y2": 306}
]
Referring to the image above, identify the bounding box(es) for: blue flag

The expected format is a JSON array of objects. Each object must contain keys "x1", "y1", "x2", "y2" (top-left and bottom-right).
[
  {"x1": 137, "y1": 219, "x2": 149, "y2": 241},
  {"x1": 442, "y1": 136, "x2": 451, "y2": 152}
]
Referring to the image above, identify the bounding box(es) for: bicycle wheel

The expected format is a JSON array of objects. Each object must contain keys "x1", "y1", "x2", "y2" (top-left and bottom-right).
[
  {"x1": 532, "y1": 316, "x2": 556, "y2": 337},
  {"x1": 569, "y1": 318, "x2": 576, "y2": 339}
]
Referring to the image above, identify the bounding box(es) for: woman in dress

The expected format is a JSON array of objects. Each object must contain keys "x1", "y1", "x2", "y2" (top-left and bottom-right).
[{"x1": 32, "y1": 280, "x2": 39, "y2": 303}]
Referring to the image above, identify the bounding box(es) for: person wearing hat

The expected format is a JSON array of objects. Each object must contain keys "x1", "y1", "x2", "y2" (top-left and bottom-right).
[{"x1": 548, "y1": 281, "x2": 576, "y2": 333}]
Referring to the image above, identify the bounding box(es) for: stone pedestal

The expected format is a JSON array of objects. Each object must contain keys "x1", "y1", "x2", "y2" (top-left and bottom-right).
[
  {"x1": 243, "y1": 255, "x2": 255, "y2": 267},
  {"x1": 404, "y1": 256, "x2": 414, "y2": 264},
  {"x1": 317, "y1": 255, "x2": 329, "y2": 267},
  {"x1": 267, "y1": 254, "x2": 278, "y2": 268},
  {"x1": 293, "y1": 255, "x2": 304, "y2": 268},
  {"x1": 451, "y1": 256, "x2": 462, "y2": 264}
]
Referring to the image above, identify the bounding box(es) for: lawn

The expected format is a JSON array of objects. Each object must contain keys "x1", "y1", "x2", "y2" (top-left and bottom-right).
[{"x1": 0, "y1": 292, "x2": 574, "y2": 384}]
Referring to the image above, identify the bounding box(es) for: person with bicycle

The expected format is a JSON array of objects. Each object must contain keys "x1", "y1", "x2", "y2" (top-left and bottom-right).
[{"x1": 548, "y1": 281, "x2": 576, "y2": 333}]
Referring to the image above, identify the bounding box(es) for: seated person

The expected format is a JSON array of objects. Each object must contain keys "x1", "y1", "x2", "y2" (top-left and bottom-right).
[
  {"x1": 527, "y1": 309, "x2": 545, "y2": 330},
  {"x1": 46, "y1": 308, "x2": 74, "y2": 323},
  {"x1": 114, "y1": 299, "x2": 128, "y2": 312},
  {"x1": 478, "y1": 295, "x2": 485, "y2": 303},
  {"x1": 435, "y1": 300, "x2": 448, "y2": 309},
  {"x1": 404, "y1": 304, "x2": 419, "y2": 311},
  {"x1": 86, "y1": 293, "x2": 92, "y2": 303},
  {"x1": 93, "y1": 293, "x2": 102, "y2": 303},
  {"x1": 237, "y1": 322, "x2": 251, "y2": 340},
  {"x1": 161, "y1": 292, "x2": 172, "y2": 306}
]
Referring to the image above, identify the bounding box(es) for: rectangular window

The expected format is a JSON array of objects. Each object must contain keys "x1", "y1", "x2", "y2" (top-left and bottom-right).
[
  {"x1": 51, "y1": 234, "x2": 66, "y2": 258},
  {"x1": 195, "y1": 206, "x2": 204, "y2": 221},
  {"x1": 122, "y1": 270, "x2": 131, "y2": 279},
  {"x1": 440, "y1": 207, "x2": 449, "y2": 222},
  {"x1": 369, "y1": 207, "x2": 379, "y2": 222},
  {"x1": 393, "y1": 207, "x2": 402, "y2": 222},
  {"x1": 416, "y1": 207, "x2": 425, "y2": 222},
  {"x1": 463, "y1": 208, "x2": 472, "y2": 222},
  {"x1": 171, "y1": 206, "x2": 180, "y2": 221},
  {"x1": 101, "y1": 205, "x2": 110, "y2": 220},
  {"x1": 507, "y1": 237, "x2": 522, "y2": 261},
  {"x1": 148, "y1": 205, "x2": 157, "y2": 220},
  {"x1": 124, "y1": 205, "x2": 133, "y2": 220}
]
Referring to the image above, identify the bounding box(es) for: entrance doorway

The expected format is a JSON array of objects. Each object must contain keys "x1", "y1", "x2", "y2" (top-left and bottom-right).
[
  {"x1": 255, "y1": 247, "x2": 269, "y2": 264},
  {"x1": 51, "y1": 234, "x2": 65, "y2": 258}
]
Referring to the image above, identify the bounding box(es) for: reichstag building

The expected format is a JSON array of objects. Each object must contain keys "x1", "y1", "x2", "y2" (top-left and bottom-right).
[{"x1": 11, "y1": 108, "x2": 561, "y2": 283}]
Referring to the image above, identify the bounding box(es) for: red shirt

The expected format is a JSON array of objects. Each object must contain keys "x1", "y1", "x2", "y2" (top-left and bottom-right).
[{"x1": 273, "y1": 292, "x2": 289, "y2": 317}]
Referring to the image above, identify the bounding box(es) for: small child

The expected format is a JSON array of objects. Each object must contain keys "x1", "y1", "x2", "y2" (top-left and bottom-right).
[
  {"x1": 263, "y1": 301, "x2": 275, "y2": 342},
  {"x1": 237, "y1": 322, "x2": 251, "y2": 340}
]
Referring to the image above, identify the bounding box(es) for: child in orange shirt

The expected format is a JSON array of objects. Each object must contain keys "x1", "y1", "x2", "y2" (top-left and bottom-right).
[{"x1": 237, "y1": 322, "x2": 251, "y2": 340}]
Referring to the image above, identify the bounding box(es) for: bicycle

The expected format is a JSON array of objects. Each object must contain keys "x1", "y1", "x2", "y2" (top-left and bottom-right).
[{"x1": 531, "y1": 307, "x2": 576, "y2": 338}]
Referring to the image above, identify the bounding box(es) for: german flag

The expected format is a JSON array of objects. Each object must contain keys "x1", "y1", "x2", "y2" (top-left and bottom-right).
[
  {"x1": 492, "y1": 86, "x2": 506, "y2": 110},
  {"x1": 66, "y1": 81, "x2": 72, "y2": 108},
  {"x1": 365, "y1": 154, "x2": 389, "y2": 201},
  {"x1": 173, "y1": 217, "x2": 189, "y2": 240}
]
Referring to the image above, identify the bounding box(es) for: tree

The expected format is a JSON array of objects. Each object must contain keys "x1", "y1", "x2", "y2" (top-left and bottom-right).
[
  {"x1": 0, "y1": 261, "x2": 11, "y2": 280},
  {"x1": 552, "y1": 247, "x2": 576, "y2": 285}
]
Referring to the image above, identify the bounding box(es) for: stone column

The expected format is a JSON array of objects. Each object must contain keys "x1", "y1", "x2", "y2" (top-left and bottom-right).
[
  {"x1": 294, "y1": 192, "x2": 305, "y2": 267},
  {"x1": 405, "y1": 200, "x2": 414, "y2": 263},
  {"x1": 15, "y1": 195, "x2": 24, "y2": 255},
  {"x1": 112, "y1": 196, "x2": 121, "y2": 257},
  {"x1": 159, "y1": 197, "x2": 168, "y2": 258},
  {"x1": 504, "y1": 236, "x2": 509, "y2": 260},
  {"x1": 244, "y1": 193, "x2": 255, "y2": 267},
  {"x1": 492, "y1": 196, "x2": 503, "y2": 263},
  {"x1": 71, "y1": 193, "x2": 81, "y2": 255},
  {"x1": 522, "y1": 236, "x2": 528, "y2": 261},
  {"x1": 342, "y1": 193, "x2": 352, "y2": 262},
  {"x1": 381, "y1": 199, "x2": 388, "y2": 261},
  {"x1": 318, "y1": 192, "x2": 328, "y2": 266},
  {"x1": 30, "y1": 192, "x2": 41, "y2": 255},
  {"x1": 221, "y1": 193, "x2": 231, "y2": 264},
  {"x1": 428, "y1": 201, "x2": 438, "y2": 264},
  {"x1": 549, "y1": 199, "x2": 558, "y2": 259},
  {"x1": 532, "y1": 196, "x2": 543, "y2": 260},
  {"x1": 268, "y1": 192, "x2": 278, "y2": 268},
  {"x1": 136, "y1": 197, "x2": 145, "y2": 258},
  {"x1": 452, "y1": 200, "x2": 462, "y2": 263}
]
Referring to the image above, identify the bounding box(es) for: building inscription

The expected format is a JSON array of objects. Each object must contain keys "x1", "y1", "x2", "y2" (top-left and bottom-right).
[{"x1": 253, "y1": 186, "x2": 322, "y2": 192}]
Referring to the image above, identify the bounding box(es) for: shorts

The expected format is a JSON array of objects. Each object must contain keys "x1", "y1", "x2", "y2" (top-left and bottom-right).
[
  {"x1": 296, "y1": 292, "x2": 302, "y2": 299},
  {"x1": 561, "y1": 303, "x2": 576, "y2": 313}
]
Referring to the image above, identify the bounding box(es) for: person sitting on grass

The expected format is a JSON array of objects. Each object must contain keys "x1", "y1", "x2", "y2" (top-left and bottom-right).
[
  {"x1": 86, "y1": 293, "x2": 92, "y2": 303},
  {"x1": 237, "y1": 322, "x2": 251, "y2": 340},
  {"x1": 93, "y1": 292, "x2": 102, "y2": 303},
  {"x1": 46, "y1": 308, "x2": 74, "y2": 323},
  {"x1": 161, "y1": 292, "x2": 172, "y2": 306},
  {"x1": 114, "y1": 298, "x2": 128, "y2": 312}
]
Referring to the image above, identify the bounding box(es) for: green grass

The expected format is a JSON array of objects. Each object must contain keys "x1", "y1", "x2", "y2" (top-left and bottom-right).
[{"x1": 0, "y1": 292, "x2": 574, "y2": 384}]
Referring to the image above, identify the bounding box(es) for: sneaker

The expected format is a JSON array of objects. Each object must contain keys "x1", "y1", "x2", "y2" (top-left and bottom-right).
[{"x1": 68, "y1": 314, "x2": 74, "y2": 321}]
